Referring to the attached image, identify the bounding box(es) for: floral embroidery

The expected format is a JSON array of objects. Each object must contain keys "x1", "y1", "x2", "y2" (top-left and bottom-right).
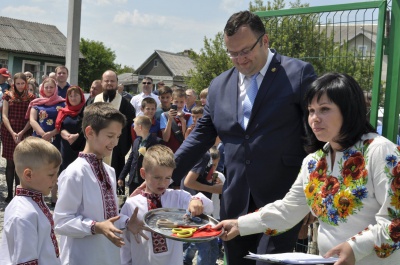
[
  {"x1": 307, "y1": 160, "x2": 316, "y2": 173},
  {"x1": 265, "y1": 228, "x2": 278, "y2": 236},
  {"x1": 305, "y1": 141, "x2": 370, "y2": 226},
  {"x1": 38, "y1": 110, "x2": 48, "y2": 123},
  {"x1": 374, "y1": 243, "x2": 395, "y2": 258},
  {"x1": 46, "y1": 119, "x2": 54, "y2": 126}
]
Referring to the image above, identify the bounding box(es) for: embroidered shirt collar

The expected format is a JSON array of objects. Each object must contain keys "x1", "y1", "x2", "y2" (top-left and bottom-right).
[{"x1": 16, "y1": 186, "x2": 43, "y2": 199}]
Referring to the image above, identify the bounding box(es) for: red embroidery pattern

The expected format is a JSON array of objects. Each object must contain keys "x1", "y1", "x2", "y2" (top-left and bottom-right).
[
  {"x1": 80, "y1": 153, "x2": 118, "y2": 219},
  {"x1": 17, "y1": 259, "x2": 38, "y2": 265},
  {"x1": 141, "y1": 191, "x2": 168, "y2": 254},
  {"x1": 16, "y1": 188, "x2": 59, "y2": 258}
]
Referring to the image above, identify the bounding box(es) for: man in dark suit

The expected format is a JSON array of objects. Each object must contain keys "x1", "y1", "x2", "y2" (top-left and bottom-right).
[{"x1": 172, "y1": 11, "x2": 317, "y2": 265}]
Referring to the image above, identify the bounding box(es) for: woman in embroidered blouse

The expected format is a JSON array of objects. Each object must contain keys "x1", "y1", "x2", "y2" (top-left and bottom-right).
[
  {"x1": 1, "y1": 72, "x2": 35, "y2": 202},
  {"x1": 27, "y1": 77, "x2": 65, "y2": 205},
  {"x1": 216, "y1": 72, "x2": 400, "y2": 265}
]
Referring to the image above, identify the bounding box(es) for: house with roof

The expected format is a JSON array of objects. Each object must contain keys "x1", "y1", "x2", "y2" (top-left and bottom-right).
[
  {"x1": 133, "y1": 50, "x2": 196, "y2": 94},
  {"x1": 321, "y1": 24, "x2": 387, "y2": 81},
  {"x1": 0, "y1": 16, "x2": 81, "y2": 83}
]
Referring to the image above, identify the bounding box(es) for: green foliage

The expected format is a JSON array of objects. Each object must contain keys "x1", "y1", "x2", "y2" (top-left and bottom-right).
[
  {"x1": 185, "y1": 33, "x2": 233, "y2": 93},
  {"x1": 115, "y1": 64, "x2": 135, "y2": 75},
  {"x1": 79, "y1": 38, "x2": 118, "y2": 91}
]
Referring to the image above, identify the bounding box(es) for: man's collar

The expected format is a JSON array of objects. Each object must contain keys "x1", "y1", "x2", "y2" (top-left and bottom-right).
[{"x1": 239, "y1": 48, "x2": 275, "y2": 85}]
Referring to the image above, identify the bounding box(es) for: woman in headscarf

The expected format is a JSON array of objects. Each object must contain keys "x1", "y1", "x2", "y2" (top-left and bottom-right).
[{"x1": 55, "y1": 86, "x2": 86, "y2": 172}]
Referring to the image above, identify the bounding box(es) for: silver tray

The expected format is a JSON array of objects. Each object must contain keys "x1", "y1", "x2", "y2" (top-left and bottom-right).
[{"x1": 143, "y1": 208, "x2": 223, "y2": 242}]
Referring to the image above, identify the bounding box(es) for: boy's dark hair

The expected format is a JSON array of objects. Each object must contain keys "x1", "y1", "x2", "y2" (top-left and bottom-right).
[
  {"x1": 191, "y1": 105, "x2": 204, "y2": 115},
  {"x1": 210, "y1": 146, "x2": 220, "y2": 160},
  {"x1": 82, "y1": 102, "x2": 126, "y2": 137},
  {"x1": 158, "y1": 85, "x2": 172, "y2": 96},
  {"x1": 141, "y1": 97, "x2": 157, "y2": 108},
  {"x1": 304, "y1": 72, "x2": 376, "y2": 153},
  {"x1": 172, "y1": 87, "x2": 186, "y2": 99},
  {"x1": 134, "y1": 115, "x2": 152, "y2": 130},
  {"x1": 224, "y1": 11, "x2": 266, "y2": 37}
]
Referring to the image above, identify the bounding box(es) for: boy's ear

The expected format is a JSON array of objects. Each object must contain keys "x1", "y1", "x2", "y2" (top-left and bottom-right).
[
  {"x1": 84, "y1": 125, "x2": 94, "y2": 138},
  {"x1": 139, "y1": 167, "x2": 146, "y2": 180},
  {"x1": 22, "y1": 168, "x2": 33, "y2": 183}
]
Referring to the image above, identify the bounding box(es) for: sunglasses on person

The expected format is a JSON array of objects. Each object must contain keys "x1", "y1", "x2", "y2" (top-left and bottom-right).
[{"x1": 142, "y1": 82, "x2": 152, "y2": 85}]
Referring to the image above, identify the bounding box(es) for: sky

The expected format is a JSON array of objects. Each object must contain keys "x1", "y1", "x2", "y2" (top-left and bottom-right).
[{"x1": 3, "y1": 0, "x2": 373, "y2": 69}]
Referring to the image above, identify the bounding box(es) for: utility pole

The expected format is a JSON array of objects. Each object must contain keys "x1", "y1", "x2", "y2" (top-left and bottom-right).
[{"x1": 66, "y1": 0, "x2": 82, "y2": 86}]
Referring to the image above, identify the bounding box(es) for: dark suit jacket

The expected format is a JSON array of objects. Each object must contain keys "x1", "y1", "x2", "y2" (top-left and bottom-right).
[
  {"x1": 119, "y1": 134, "x2": 164, "y2": 185},
  {"x1": 173, "y1": 51, "x2": 317, "y2": 220}
]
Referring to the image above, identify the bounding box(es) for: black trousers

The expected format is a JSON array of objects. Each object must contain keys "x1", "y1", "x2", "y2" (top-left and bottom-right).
[{"x1": 224, "y1": 196, "x2": 303, "y2": 265}]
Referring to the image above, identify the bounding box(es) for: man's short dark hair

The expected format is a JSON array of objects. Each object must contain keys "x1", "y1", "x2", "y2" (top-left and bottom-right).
[{"x1": 224, "y1": 11, "x2": 266, "y2": 37}]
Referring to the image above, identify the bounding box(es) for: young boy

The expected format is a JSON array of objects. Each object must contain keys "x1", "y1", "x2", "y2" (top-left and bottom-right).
[
  {"x1": 120, "y1": 145, "x2": 213, "y2": 265},
  {"x1": 54, "y1": 102, "x2": 149, "y2": 265},
  {"x1": 131, "y1": 97, "x2": 160, "y2": 143},
  {"x1": 0, "y1": 137, "x2": 62, "y2": 264},
  {"x1": 199, "y1": 88, "x2": 208, "y2": 106},
  {"x1": 160, "y1": 88, "x2": 193, "y2": 152},
  {"x1": 155, "y1": 85, "x2": 172, "y2": 121},
  {"x1": 185, "y1": 105, "x2": 203, "y2": 139},
  {"x1": 119, "y1": 115, "x2": 164, "y2": 194}
]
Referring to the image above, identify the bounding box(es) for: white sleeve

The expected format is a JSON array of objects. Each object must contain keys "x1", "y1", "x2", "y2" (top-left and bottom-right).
[
  {"x1": 54, "y1": 167, "x2": 94, "y2": 238},
  {"x1": 193, "y1": 192, "x2": 214, "y2": 215},
  {"x1": 3, "y1": 216, "x2": 40, "y2": 263},
  {"x1": 238, "y1": 166, "x2": 310, "y2": 236},
  {"x1": 120, "y1": 203, "x2": 133, "y2": 265}
]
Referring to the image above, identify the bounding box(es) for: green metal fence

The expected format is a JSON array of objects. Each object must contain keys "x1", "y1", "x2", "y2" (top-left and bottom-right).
[{"x1": 256, "y1": 0, "x2": 400, "y2": 143}]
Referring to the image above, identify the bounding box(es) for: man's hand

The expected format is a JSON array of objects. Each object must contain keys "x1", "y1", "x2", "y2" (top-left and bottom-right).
[
  {"x1": 213, "y1": 219, "x2": 240, "y2": 241},
  {"x1": 188, "y1": 198, "x2": 203, "y2": 216},
  {"x1": 324, "y1": 242, "x2": 355, "y2": 265},
  {"x1": 126, "y1": 207, "x2": 151, "y2": 243},
  {"x1": 94, "y1": 216, "x2": 124, "y2": 247},
  {"x1": 117, "y1": 179, "x2": 124, "y2": 187}
]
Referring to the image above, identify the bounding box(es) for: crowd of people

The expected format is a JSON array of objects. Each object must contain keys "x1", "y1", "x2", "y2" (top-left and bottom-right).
[{"x1": 0, "y1": 9, "x2": 399, "y2": 265}]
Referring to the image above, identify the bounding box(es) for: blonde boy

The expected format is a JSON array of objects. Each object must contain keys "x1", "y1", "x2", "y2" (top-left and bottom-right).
[
  {"x1": 0, "y1": 137, "x2": 62, "y2": 264},
  {"x1": 54, "y1": 102, "x2": 149, "y2": 265},
  {"x1": 199, "y1": 88, "x2": 208, "y2": 106},
  {"x1": 120, "y1": 145, "x2": 213, "y2": 265}
]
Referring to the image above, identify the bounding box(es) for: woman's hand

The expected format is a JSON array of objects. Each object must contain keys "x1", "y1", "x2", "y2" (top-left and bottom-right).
[
  {"x1": 67, "y1": 133, "x2": 79, "y2": 145},
  {"x1": 324, "y1": 242, "x2": 355, "y2": 265},
  {"x1": 41, "y1": 131, "x2": 53, "y2": 142},
  {"x1": 213, "y1": 219, "x2": 240, "y2": 241}
]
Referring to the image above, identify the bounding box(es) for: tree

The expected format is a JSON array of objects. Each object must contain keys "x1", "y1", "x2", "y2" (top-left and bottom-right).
[
  {"x1": 79, "y1": 38, "x2": 118, "y2": 90},
  {"x1": 115, "y1": 64, "x2": 135, "y2": 75},
  {"x1": 186, "y1": 33, "x2": 233, "y2": 93}
]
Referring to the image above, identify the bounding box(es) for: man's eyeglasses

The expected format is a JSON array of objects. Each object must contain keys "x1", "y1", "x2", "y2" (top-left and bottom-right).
[
  {"x1": 142, "y1": 82, "x2": 152, "y2": 85},
  {"x1": 226, "y1": 34, "x2": 264, "y2": 59}
]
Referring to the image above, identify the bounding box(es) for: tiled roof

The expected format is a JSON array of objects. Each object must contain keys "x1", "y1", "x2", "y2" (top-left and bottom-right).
[
  {"x1": 0, "y1": 16, "x2": 75, "y2": 58},
  {"x1": 135, "y1": 50, "x2": 196, "y2": 77},
  {"x1": 320, "y1": 24, "x2": 377, "y2": 44}
]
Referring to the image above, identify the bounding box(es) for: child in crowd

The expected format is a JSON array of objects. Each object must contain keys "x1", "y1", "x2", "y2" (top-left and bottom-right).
[
  {"x1": 0, "y1": 137, "x2": 62, "y2": 264},
  {"x1": 160, "y1": 88, "x2": 192, "y2": 152},
  {"x1": 130, "y1": 97, "x2": 160, "y2": 142},
  {"x1": 120, "y1": 145, "x2": 213, "y2": 265},
  {"x1": 182, "y1": 146, "x2": 223, "y2": 265},
  {"x1": 155, "y1": 85, "x2": 173, "y2": 121},
  {"x1": 119, "y1": 115, "x2": 164, "y2": 194},
  {"x1": 185, "y1": 105, "x2": 203, "y2": 139},
  {"x1": 199, "y1": 88, "x2": 208, "y2": 106},
  {"x1": 54, "y1": 102, "x2": 149, "y2": 265}
]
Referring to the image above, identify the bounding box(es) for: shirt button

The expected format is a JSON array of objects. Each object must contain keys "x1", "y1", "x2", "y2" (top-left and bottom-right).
[
  {"x1": 245, "y1": 135, "x2": 250, "y2": 140},
  {"x1": 245, "y1": 160, "x2": 250, "y2": 165}
]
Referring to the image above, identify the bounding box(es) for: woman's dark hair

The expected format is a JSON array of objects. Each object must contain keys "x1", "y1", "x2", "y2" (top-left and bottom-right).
[
  {"x1": 304, "y1": 72, "x2": 376, "y2": 153},
  {"x1": 224, "y1": 11, "x2": 265, "y2": 37}
]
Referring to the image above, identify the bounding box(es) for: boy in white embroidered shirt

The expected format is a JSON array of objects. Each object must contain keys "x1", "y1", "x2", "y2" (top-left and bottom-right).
[
  {"x1": 54, "y1": 102, "x2": 149, "y2": 265},
  {"x1": 120, "y1": 145, "x2": 213, "y2": 265},
  {"x1": 0, "y1": 137, "x2": 62, "y2": 265}
]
